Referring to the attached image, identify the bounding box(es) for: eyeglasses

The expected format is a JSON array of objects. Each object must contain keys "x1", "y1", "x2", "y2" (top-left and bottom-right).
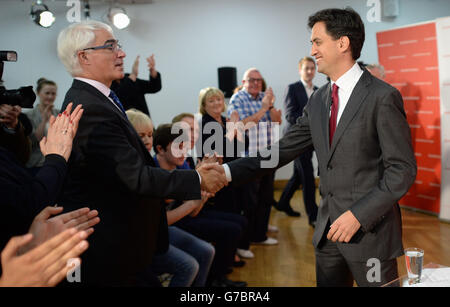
[
  {"x1": 246, "y1": 78, "x2": 263, "y2": 83},
  {"x1": 82, "y1": 40, "x2": 122, "y2": 52}
]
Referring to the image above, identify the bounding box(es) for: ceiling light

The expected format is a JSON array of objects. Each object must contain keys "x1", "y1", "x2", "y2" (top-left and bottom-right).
[
  {"x1": 108, "y1": 7, "x2": 130, "y2": 30},
  {"x1": 30, "y1": 1, "x2": 55, "y2": 28}
]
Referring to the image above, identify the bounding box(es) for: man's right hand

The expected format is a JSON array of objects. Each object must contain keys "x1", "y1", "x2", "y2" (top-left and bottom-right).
[
  {"x1": 128, "y1": 55, "x2": 140, "y2": 82},
  {"x1": 197, "y1": 163, "x2": 228, "y2": 194},
  {"x1": 261, "y1": 87, "x2": 274, "y2": 111}
]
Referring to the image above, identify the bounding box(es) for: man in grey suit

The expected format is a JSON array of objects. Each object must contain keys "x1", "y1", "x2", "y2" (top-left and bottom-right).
[{"x1": 221, "y1": 8, "x2": 416, "y2": 286}]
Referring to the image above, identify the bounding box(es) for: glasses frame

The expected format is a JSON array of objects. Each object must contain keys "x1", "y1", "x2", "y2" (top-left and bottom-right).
[
  {"x1": 246, "y1": 78, "x2": 263, "y2": 84},
  {"x1": 82, "y1": 40, "x2": 122, "y2": 52}
]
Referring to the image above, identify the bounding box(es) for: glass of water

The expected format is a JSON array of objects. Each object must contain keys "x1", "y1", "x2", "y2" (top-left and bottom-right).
[{"x1": 404, "y1": 248, "x2": 424, "y2": 284}]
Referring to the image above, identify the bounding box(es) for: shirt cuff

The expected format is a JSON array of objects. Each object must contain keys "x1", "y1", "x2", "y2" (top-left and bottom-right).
[
  {"x1": 195, "y1": 170, "x2": 202, "y2": 184},
  {"x1": 222, "y1": 164, "x2": 232, "y2": 182}
]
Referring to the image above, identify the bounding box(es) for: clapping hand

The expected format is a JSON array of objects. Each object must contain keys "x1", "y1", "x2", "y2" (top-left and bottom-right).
[
  {"x1": 39, "y1": 102, "x2": 83, "y2": 162},
  {"x1": 226, "y1": 110, "x2": 245, "y2": 142},
  {"x1": 20, "y1": 206, "x2": 100, "y2": 254},
  {"x1": 129, "y1": 55, "x2": 140, "y2": 82},
  {"x1": 269, "y1": 107, "x2": 282, "y2": 124},
  {"x1": 261, "y1": 87, "x2": 275, "y2": 111},
  {"x1": 0, "y1": 228, "x2": 89, "y2": 287},
  {"x1": 147, "y1": 54, "x2": 158, "y2": 78}
]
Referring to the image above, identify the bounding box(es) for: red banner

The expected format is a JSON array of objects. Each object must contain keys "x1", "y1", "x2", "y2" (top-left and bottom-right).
[{"x1": 377, "y1": 22, "x2": 440, "y2": 213}]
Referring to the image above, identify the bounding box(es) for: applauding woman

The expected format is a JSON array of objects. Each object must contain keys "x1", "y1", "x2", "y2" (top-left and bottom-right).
[{"x1": 25, "y1": 78, "x2": 60, "y2": 171}]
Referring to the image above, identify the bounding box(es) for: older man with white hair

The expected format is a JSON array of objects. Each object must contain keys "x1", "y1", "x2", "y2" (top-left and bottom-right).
[
  {"x1": 227, "y1": 68, "x2": 281, "y2": 250},
  {"x1": 56, "y1": 20, "x2": 227, "y2": 286}
]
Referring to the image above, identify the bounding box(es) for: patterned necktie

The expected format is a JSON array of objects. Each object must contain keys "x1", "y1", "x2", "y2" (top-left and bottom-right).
[
  {"x1": 108, "y1": 90, "x2": 128, "y2": 118},
  {"x1": 329, "y1": 83, "x2": 339, "y2": 146}
]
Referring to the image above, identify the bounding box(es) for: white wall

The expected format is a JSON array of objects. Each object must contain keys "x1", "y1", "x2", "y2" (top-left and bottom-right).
[{"x1": 1, "y1": 0, "x2": 449, "y2": 179}]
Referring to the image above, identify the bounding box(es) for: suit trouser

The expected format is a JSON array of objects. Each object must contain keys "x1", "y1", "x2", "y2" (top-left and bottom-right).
[
  {"x1": 278, "y1": 150, "x2": 318, "y2": 222},
  {"x1": 242, "y1": 172, "x2": 275, "y2": 242},
  {"x1": 315, "y1": 234, "x2": 399, "y2": 287}
]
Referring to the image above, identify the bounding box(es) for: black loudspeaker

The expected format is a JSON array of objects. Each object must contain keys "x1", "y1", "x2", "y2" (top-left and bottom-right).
[{"x1": 218, "y1": 67, "x2": 237, "y2": 98}]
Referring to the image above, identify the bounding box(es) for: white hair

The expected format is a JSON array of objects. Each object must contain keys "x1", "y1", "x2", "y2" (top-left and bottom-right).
[
  {"x1": 57, "y1": 20, "x2": 113, "y2": 76},
  {"x1": 242, "y1": 67, "x2": 260, "y2": 81}
]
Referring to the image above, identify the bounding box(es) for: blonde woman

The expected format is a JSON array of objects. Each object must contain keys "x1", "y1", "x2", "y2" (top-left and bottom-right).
[{"x1": 125, "y1": 108, "x2": 154, "y2": 152}]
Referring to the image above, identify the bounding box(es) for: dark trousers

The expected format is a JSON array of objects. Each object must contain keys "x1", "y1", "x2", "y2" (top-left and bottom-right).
[
  {"x1": 174, "y1": 209, "x2": 247, "y2": 279},
  {"x1": 315, "y1": 235, "x2": 399, "y2": 287},
  {"x1": 278, "y1": 150, "x2": 318, "y2": 222},
  {"x1": 209, "y1": 185, "x2": 251, "y2": 250},
  {"x1": 238, "y1": 172, "x2": 275, "y2": 243}
]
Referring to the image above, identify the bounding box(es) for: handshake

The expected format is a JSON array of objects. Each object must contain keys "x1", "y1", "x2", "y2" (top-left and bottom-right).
[{"x1": 195, "y1": 153, "x2": 229, "y2": 195}]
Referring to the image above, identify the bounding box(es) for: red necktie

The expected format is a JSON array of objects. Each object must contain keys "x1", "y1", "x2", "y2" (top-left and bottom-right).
[{"x1": 329, "y1": 83, "x2": 339, "y2": 146}]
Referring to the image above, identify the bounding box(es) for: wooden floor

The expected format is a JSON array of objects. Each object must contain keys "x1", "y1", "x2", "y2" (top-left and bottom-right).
[{"x1": 228, "y1": 189, "x2": 450, "y2": 286}]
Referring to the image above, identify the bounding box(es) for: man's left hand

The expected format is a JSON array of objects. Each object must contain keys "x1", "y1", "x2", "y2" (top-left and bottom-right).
[{"x1": 327, "y1": 210, "x2": 361, "y2": 243}]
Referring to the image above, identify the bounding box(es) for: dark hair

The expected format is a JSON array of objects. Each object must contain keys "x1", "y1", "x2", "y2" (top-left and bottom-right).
[
  {"x1": 36, "y1": 78, "x2": 57, "y2": 93},
  {"x1": 153, "y1": 123, "x2": 184, "y2": 153},
  {"x1": 308, "y1": 7, "x2": 365, "y2": 60}
]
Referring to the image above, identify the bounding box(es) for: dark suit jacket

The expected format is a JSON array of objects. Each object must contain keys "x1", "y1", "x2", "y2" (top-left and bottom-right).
[
  {"x1": 59, "y1": 79, "x2": 200, "y2": 285},
  {"x1": 283, "y1": 80, "x2": 318, "y2": 134},
  {"x1": 228, "y1": 70, "x2": 417, "y2": 262}
]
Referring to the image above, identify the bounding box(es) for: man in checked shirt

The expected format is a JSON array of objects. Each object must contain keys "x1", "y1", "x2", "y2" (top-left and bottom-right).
[{"x1": 227, "y1": 68, "x2": 282, "y2": 246}]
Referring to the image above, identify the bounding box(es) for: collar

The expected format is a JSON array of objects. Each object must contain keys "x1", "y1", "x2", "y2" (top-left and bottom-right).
[
  {"x1": 75, "y1": 77, "x2": 112, "y2": 98},
  {"x1": 331, "y1": 62, "x2": 363, "y2": 92},
  {"x1": 300, "y1": 78, "x2": 314, "y2": 90}
]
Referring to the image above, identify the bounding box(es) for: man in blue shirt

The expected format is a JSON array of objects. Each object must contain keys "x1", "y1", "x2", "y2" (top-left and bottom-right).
[{"x1": 227, "y1": 68, "x2": 281, "y2": 245}]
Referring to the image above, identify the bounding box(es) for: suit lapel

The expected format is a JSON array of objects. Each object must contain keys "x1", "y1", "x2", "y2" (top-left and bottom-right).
[
  {"x1": 72, "y1": 79, "x2": 129, "y2": 122},
  {"x1": 72, "y1": 79, "x2": 153, "y2": 163},
  {"x1": 297, "y1": 82, "x2": 308, "y2": 108},
  {"x1": 327, "y1": 71, "x2": 372, "y2": 162},
  {"x1": 320, "y1": 83, "x2": 332, "y2": 154}
]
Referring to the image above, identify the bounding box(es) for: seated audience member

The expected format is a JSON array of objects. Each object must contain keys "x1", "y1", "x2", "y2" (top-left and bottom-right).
[
  {"x1": 111, "y1": 54, "x2": 161, "y2": 118},
  {"x1": 25, "y1": 78, "x2": 60, "y2": 172},
  {"x1": 153, "y1": 123, "x2": 248, "y2": 287},
  {"x1": 171, "y1": 113, "x2": 200, "y2": 169},
  {"x1": 126, "y1": 108, "x2": 154, "y2": 152},
  {"x1": 196, "y1": 87, "x2": 253, "y2": 259},
  {"x1": 127, "y1": 114, "x2": 215, "y2": 287},
  {"x1": 56, "y1": 21, "x2": 225, "y2": 286}
]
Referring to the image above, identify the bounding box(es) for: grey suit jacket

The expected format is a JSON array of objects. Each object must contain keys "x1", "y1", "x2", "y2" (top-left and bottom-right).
[{"x1": 228, "y1": 70, "x2": 417, "y2": 262}]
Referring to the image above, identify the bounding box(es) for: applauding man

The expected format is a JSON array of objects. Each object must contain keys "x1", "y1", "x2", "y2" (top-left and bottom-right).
[{"x1": 111, "y1": 54, "x2": 161, "y2": 118}]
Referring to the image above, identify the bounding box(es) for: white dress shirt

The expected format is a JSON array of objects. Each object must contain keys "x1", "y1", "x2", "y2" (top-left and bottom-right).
[
  {"x1": 74, "y1": 77, "x2": 124, "y2": 114},
  {"x1": 330, "y1": 62, "x2": 364, "y2": 125},
  {"x1": 223, "y1": 62, "x2": 364, "y2": 182},
  {"x1": 300, "y1": 79, "x2": 315, "y2": 99}
]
